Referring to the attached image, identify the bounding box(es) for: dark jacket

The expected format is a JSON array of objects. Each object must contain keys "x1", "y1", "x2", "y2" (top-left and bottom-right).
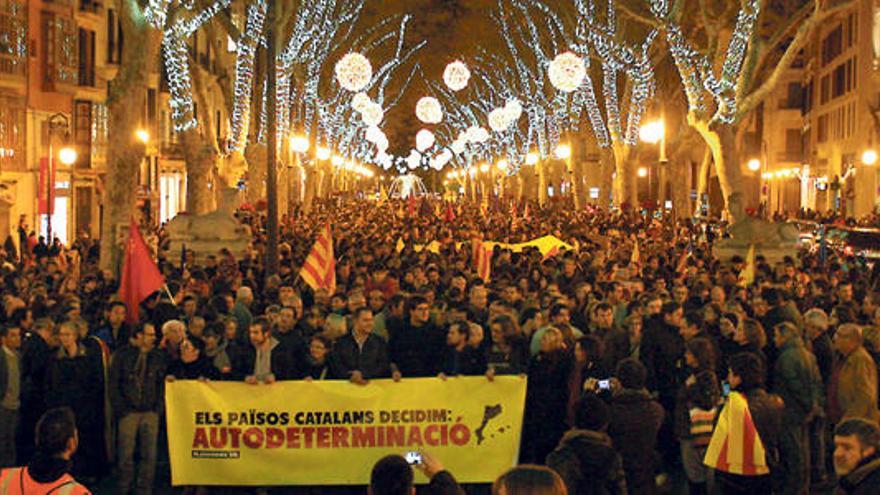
[
  {"x1": 108, "y1": 345, "x2": 167, "y2": 417},
  {"x1": 773, "y1": 337, "x2": 823, "y2": 424},
  {"x1": 608, "y1": 388, "x2": 665, "y2": 494},
  {"x1": 811, "y1": 332, "x2": 837, "y2": 386},
  {"x1": 167, "y1": 354, "x2": 220, "y2": 380},
  {"x1": 426, "y1": 470, "x2": 466, "y2": 495},
  {"x1": 741, "y1": 387, "x2": 785, "y2": 458},
  {"x1": 93, "y1": 322, "x2": 132, "y2": 352},
  {"x1": 640, "y1": 319, "x2": 685, "y2": 400},
  {"x1": 440, "y1": 345, "x2": 487, "y2": 376},
  {"x1": 388, "y1": 321, "x2": 446, "y2": 377},
  {"x1": 546, "y1": 429, "x2": 627, "y2": 495},
  {"x1": 836, "y1": 453, "x2": 880, "y2": 494},
  {"x1": 329, "y1": 332, "x2": 390, "y2": 379}
]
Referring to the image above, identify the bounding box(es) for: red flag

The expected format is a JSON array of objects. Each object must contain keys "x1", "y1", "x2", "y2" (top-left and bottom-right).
[
  {"x1": 472, "y1": 239, "x2": 494, "y2": 282},
  {"x1": 407, "y1": 195, "x2": 416, "y2": 217},
  {"x1": 38, "y1": 157, "x2": 56, "y2": 215},
  {"x1": 299, "y1": 224, "x2": 336, "y2": 293},
  {"x1": 444, "y1": 203, "x2": 456, "y2": 223},
  {"x1": 118, "y1": 219, "x2": 165, "y2": 324}
]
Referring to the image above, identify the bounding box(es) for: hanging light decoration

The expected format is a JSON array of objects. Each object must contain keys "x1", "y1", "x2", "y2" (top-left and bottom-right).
[
  {"x1": 335, "y1": 52, "x2": 373, "y2": 92},
  {"x1": 451, "y1": 139, "x2": 466, "y2": 155},
  {"x1": 504, "y1": 99, "x2": 523, "y2": 122},
  {"x1": 443, "y1": 60, "x2": 471, "y2": 91},
  {"x1": 407, "y1": 149, "x2": 422, "y2": 169},
  {"x1": 415, "y1": 97, "x2": 443, "y2": 124},
  {"x1": 352, "y1": 92, "x2": 372, "y2": 113},
  {"x1": 361, "y1": 102, "x2": 384, "y2": 126},
  {"x1": 365, "y1": 125, "x2": 384, "y2": 143},
  {"x1": 548, "y1": 51, "x2": 586, "y2": 92},
  {"x1": 416, "y1": 129, "x2": 435, "y2": 152},
  {"x1": 488, "y1": 108, "x2": 510, "y2": 132}
]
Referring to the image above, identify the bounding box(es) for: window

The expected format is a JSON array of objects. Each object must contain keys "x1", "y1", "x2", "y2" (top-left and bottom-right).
[
  {"x1": 785, "y1": 129, "x2": 802, "y2": 155},
  {"x1": 781, "y1": 82, "x2": 803, "y2": 109},
  {"x1": 147, "y1": 88, "x2": 157, "y2": 127},
  {"x1": 822, "y1": 24, "x2": 843, "y2": 66},
  {"x1": 74, "y1": 101, "x2": 91, "y2": 168},
  {"x1": 77, "y1": 28, "x2": 95, "y2": 87},
  {"x1": 0, "y1": 0, "x2": 26, "y2": 77},
  {"x1": 90, "y1": 103, "x2": 108, "y2": 164},
  {"x1": 803, "y1": 81, "x2": 813, "y2": 114},
  {"x1": 818, "y1": 114, "x2": 828, "y2": 143},
  {"x1": 42, "y1": 12, "x2": 78, "y2": 88},
  {"x1": 832, "y1": 63, "x2": 846, "y2": 98},
  {"x1": 106, "y1": 8, "x2": 121, "y2": 64},
  {"x1": 820, "y1": 75, "x2": 830, "y2": 104},
  {"x1": 0, "y1": 94, "x2": 24, "y2": 172}
]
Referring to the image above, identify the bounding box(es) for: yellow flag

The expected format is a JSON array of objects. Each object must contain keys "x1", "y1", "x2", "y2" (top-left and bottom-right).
[
  {"x1": 631, "y1": 241, "x2": 640, "y2": 265},
  {"x1": 738, "y1": 244, "x2": 756, "y2": 287},
  {"x1": 396, "y1": 238, "x2": 405, "y2": 253},
  {"x1": 378, "y1": 184, "x2": 388, "y2": 204},
  {"x1": 704, "y1": 391, "x2": 768, "y2": 475}
]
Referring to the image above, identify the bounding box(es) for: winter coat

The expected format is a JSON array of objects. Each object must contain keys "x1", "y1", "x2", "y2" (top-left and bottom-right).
[
  {"x1": 521, "y1": 351, "x2": 572, "y2": 464},
  {"x1": 836, "y1": 453, "x2": 880, "y2": 495},
  {"x1": 608, "y1": 388, "x2": 665, "y2": 494},
  {"x1": 546, "y1": 429, "x2": 627, "y2": 495},
  {"x1": 640, "y1": 319, "x2": 685, "y2": 400},
  {"x1": 108, "y1": 345, "x2": 167, "y2": 417},
  {"x1": 772, "y1": 337, "x2": 824, "y2": 424},
  {"x1": 830, "y1": 346, "x2": 879, "y2": 423},
  {"x1": 329, "y1": 332, "x2": 390, "y2": 379}
]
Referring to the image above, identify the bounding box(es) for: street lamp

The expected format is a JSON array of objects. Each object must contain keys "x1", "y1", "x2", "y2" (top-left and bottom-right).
[
  {"x1": 45, "y1": 113, "x2": 74, "y2": 244},
  {"x1": 316, "y1": 146, "x2": 332, "y2": 161},
  {"x1": 637, "y1": 166, "x2": 648, "y2": 178},
  {"x1": 862, "y1": 149, "x2": 878, "y2": 166},
  {"x1": 136, "y1": 129, "x2": 150, "y2": 144},
  {"x1": 554, "y1": 144, "x2": 571, "y2": 160},
  {"x1": 497, "y1": 159, "x2": 509, "y2": 171},
  {"x1": 639, "y1": 119, "x2": 667, "y2": 206},
  {"x1": 290, "y1": 135, "x2": 310, "y2": 154},
  {"x1": 747, "y1": 158, "x2": 761, "y2": 172},
  {"x1": 525, "y1": 152, "x2": 539, "y2": 166},
  {"x1": 479, "y1": 163, "x2": 490, "y2": 174}
]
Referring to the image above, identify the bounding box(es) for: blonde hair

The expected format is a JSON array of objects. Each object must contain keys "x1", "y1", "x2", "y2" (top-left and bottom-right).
[{"x1": 493, "y1": 465, "x2": 567, "y2": 495}]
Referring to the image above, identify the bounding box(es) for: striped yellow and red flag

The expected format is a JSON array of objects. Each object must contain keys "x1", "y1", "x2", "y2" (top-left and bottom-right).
[
  {"x1": 299, "y1": 224, "x2": 336, "y2": 293},
  {"x1": 472, "y1": 240, "x2": 494, "y2": 282},
  {"x1": 703, "y1": 391, "x2": 769, "y2": 475}
]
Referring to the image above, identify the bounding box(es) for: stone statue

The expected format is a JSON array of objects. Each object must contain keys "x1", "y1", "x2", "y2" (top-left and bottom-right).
[
  {"x1": 166, "y1": 188, "x2": 251, "y2": 263},
  {"x1": 715, "y1": 193, "x2": 799, "y2": 263}
]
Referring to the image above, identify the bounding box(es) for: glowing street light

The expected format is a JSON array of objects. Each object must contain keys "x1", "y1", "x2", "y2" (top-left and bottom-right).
[
  {"x1": 497, "y1": 159, "x2": 509, "y2": 171},
  {"x1": 331, "y1": 155, "x2": 344, "y2": 167},
  {"x1": 554, "y1": 144, "x2": 571, "y2": 160},
  {"x1": 290, "y1": 135, "x2": 310, "y2": 153},
  {"x1": 526, "y1": 152, "x2": 539, "y2": 166},
  {"x1": 637, "y1": 166, "x2": 648, "y2": 178},
  {"x1": 639, "y1": 120, "x2": 665, "y2": 144},
  {"x1": 479, "y1": 163, "x2": 490, "y2": 174},
  {"x1": 747, "y1": 158, "x2": 761, "y2": 172},
  {"x1": 135, "y1": 129, "x2": 150, "y2": 144},
  {"x1": 59, "y1": 147, "x2": 77, "y2": 166},
  {"x1": 316, "y1": 146, "x2": 332, "y2": 161},
  {"x1": 862, "y1": 149, "x2": 878, "y2": 166}
]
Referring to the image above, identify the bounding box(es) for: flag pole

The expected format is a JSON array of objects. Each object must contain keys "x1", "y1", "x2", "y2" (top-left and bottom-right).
[{"x1": 163, "y1": 284, "x2": 178, "y2": 306}]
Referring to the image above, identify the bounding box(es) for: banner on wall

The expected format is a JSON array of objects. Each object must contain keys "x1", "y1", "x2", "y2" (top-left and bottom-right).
[{"x1": 165, "y1": 377, "x2": 527, "y2": 486}]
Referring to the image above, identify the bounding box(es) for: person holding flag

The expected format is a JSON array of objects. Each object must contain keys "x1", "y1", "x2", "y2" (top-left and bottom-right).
[
  {"x1": 299, "y1": 224, "x2": 336, "y2": 294},
  {"x1": 705, "y1": 352, "x2": 785, "y2": 493},
  {"x1": 118, "y1": 219, "x2": 166, "y2": 326}
]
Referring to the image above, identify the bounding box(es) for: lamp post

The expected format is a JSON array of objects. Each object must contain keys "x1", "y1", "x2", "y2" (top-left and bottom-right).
[
  {"x1": 46, "y1": 113, "x2": 76, "y2": 244},
  {"x1": 639, "y1": 119, "x2": 666, "y2": 208}
]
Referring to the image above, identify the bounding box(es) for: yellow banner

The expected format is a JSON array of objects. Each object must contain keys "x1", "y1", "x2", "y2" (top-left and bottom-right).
[{"x1": 166, "y1": 377, "x2": 527, "y2": 486}]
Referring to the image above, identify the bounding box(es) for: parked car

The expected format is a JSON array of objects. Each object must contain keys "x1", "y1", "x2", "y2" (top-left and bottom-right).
[{"x1": 824, "y1": 227, "x2": 880, "y2": 263}]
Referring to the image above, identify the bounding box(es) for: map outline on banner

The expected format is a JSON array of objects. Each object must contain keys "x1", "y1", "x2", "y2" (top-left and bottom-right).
[{"x1": 165, "y1": 376, "x2": 527, "y2": 486}]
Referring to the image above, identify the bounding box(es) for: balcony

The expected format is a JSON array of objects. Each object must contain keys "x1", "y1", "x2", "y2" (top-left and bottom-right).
[{"x1": 79, "y1": 0, "x2": 102, "y2": 14}]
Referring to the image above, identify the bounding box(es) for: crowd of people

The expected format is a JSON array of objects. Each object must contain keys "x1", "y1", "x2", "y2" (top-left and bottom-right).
[{"x1": 2, "y1": 195, "x2": 880, "y2": 494}]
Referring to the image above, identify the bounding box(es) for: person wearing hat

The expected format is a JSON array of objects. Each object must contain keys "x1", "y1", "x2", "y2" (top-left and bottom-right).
[{"x1": 546, "y1": 393, "x2": 627, "y2": 495}]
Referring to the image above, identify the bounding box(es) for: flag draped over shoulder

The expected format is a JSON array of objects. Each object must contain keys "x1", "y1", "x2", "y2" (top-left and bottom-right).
[
  {"x1": 119, "y1": 219, "x2": 165, "y2": 324},
  {"x1": 472, "y1": 240, "x2": 493, "y2": 282},
  {"x1": 300, "y1": 225, "x2": 336, "y2": 293},
  {"x1": 703, "y1": 391, "x2": 769, "y2": 476},
  {"x1": 738, "y1": 244, "x2": 756, "y2": 287}
]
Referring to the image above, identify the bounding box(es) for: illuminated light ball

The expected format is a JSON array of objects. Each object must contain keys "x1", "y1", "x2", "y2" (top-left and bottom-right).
[
  {"x1": 471, "y1": 127, "x2": 490, "y2": 143},
  {"x1": 407, "y1": 150, "x2": 421, "y2": 169},
  {"x1": 443, "y1": 60, "x2": 471, "y2": 91},
  {"x1": 335, "y1": 52, "x2": 373, "y2": 92},
  {"x1": 365, "y1": 126, "x2": 384, "y2": 143},
  {"x1": 451, "y1": 139, "x2": 466, "y2": 155},
  {"x1": 375, "y1": 134, "x2": 389, "y2": 153},
  {"x1": 548, "y1": 51, "x2": 586, "y2": 93},
  {"x1": 361, "y1": 102, "x2": 384, "y2": 126},
  {"x1": 352, "y1": 92, "x2": 372, "y2": 113},
  {"x1": 415, "y1": 97, "x2": 443, "y2": 124},
  {"x1": 416, "y1": 129, "x2": 435, "y2": 152},
  {"x1": 488, "y1": 108, "x2": 509, "y2": 133},
  {"x1": 465, "y1": 126, "x2": 481, "y2": 143},
  {"x1": 504, "y1": 99, "x2": 523, "y2": 121}
]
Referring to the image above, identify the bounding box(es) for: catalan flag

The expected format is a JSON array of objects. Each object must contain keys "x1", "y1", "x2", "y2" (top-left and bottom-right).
[
  {"x1": 299, "y1": 224, "x2": 336, "y2": 293},
  {"x1": 703, "y1": 391, "x2": 769, "y2": 476},
  {"x1": 473, "y1": 240, "x2": 494, "y2": 282},
  {"x1": 738, "y1": 243, "x2": 756, "y2": 287}
]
